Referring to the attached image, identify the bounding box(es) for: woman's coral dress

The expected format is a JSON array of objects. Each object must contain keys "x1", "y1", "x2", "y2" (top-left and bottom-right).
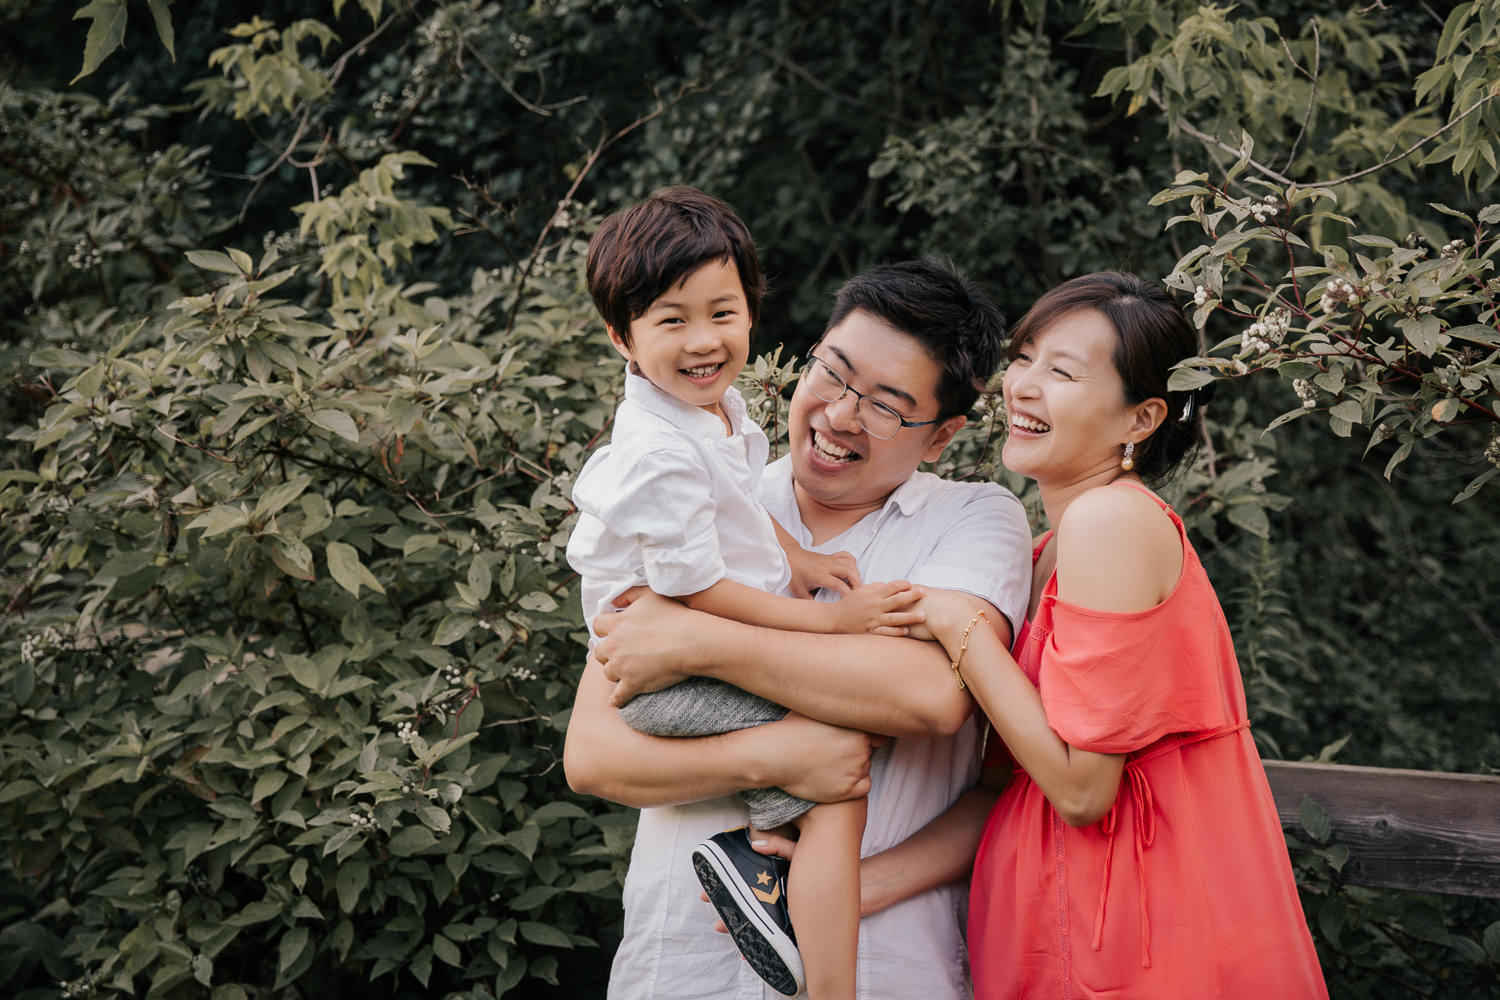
[{"x1": 969, "y1": 487, "x2": 1327, "y2": 998}]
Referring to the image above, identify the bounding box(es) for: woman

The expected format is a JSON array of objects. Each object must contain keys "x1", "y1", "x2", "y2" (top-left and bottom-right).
[{"x1": 911, "y1": 272, "x2": 1327, "y2": 997}]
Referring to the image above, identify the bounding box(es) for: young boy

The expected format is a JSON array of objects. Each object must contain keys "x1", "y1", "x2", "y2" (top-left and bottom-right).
[{"x1": 565, "y1": 187, "x2": 920, "y2": 998}]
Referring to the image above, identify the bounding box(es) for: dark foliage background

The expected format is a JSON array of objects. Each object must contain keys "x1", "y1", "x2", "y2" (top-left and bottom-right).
[{"x1": 2, "y1": 0, "x2": 1498, "y2": 996}]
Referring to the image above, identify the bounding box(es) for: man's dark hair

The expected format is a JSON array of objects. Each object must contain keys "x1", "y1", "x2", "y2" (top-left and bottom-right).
[
  {"x1": 586, "y1": 186, "x2": 766, "y2": 349},
  {"x1": 1006, "y1": 270, "x2": 1201, "y2": 482},
  {"x1": 824, "y1": 259, "x2": 1006, "y2": 420}
]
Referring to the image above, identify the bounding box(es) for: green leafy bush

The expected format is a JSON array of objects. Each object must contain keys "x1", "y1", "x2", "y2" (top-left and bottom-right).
[{"x1": 0, "y1": 149, "x2": 633, "y2": 996}]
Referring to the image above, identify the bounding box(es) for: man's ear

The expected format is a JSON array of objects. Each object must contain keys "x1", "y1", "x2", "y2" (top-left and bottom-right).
[
  {"x1": 921, "y1": 415, "x2": 968, "y2": 464},
  {"x1": 606, "y1": 325, "x2": 633, "y2": 363}
]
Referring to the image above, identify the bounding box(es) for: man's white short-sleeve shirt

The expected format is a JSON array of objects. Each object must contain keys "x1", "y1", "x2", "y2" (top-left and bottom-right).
[
  {"x1": 607, "y1": 455, "x2": 1032, "y2": 1000},
  {"x1": 566, "y1": 367, "x2": 790, "y2": 636}
]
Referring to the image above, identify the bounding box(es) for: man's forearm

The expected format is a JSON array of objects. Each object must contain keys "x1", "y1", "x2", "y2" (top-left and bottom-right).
[
  {"x1": 563, "y1": 656, "x2": 770, "y2": 808},
  {"x1": 860, "y1": 778, "x2": 1003, "y2": 916}
]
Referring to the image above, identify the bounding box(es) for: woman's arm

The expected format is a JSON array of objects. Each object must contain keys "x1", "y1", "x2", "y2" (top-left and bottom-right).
[{"x1": 917, "y1": 486, "x2": 1181, "y2": 827}]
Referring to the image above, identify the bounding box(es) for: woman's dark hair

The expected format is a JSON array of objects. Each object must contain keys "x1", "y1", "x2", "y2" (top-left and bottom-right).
[
  {"x1": 1007, "y1": 271, "x2": 1203, "y2": 482},
  {"x1": 825, "y1": 259, "x2": 1006, "y2": 420},
  {"x1": 586, "y1": 186, "x2": 766, "y2": 348}
]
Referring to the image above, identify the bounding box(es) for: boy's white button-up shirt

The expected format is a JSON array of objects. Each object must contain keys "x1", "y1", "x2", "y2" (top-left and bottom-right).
[
  {"x1": 567, "y1": 366, "x2": 791, "y2": 637},
  {"x1": 606, "y1": 455, "x2": 1032, "y2": 1000}
]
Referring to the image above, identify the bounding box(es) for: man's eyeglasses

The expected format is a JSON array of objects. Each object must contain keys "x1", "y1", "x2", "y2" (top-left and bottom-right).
[{"x1": 801, "y1": 356, "x2": 940, "y2": 440}]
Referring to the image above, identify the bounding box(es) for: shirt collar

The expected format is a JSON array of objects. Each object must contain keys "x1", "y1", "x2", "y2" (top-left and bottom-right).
[
  {"x1": 764, "y1": 457, "x2": 940, "y2": 535},
  {"x1": 622, "y1": 363, "x2": 747, "y2": 437}
]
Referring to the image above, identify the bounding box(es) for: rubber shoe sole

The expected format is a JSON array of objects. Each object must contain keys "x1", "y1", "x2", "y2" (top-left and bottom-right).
[{"x1": 692, "y1": 839, "x2": 805, "y2": 996}]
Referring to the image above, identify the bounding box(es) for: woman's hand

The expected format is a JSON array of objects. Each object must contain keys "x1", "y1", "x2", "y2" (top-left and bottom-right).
[
  {"x1": 594, "y1": 588, "x2": 709, "y2": 706},
  {"x1": 904, "y1": 588, "x2": 984, "y2": 649}
]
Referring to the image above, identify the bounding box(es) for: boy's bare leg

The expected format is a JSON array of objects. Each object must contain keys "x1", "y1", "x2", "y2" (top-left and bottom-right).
[{"x1": 788, "y1": 797, "x2": 864, "y2": 1000}]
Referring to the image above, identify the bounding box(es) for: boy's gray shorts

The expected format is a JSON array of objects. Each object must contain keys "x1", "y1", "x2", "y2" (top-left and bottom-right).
[{"x1": 618, "y1": 677, "x2": 814, "y2": 828}]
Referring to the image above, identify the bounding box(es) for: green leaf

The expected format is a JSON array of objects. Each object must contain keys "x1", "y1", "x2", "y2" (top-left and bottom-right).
[
  {"x1": 433, "y1": 613, "x2": 475, "y2": 646},
  {"x1": 1316, "y1": 895, "x2": 1346, "y2": 948},
  {"x1": 387, "y1": 825, "x2": 438, "y2": 856},
  {"x1": 277, "y1": 925, "x2": 309, "y2": 977},
  {"x1": 146, "y1": 0, "x2": 174, "y2": 59},
  {"x1": 519, "y1": 921, "x2": 574, "y2": 949},
  {"x1": 185, "y1": 250, "x2": 241, "y2": 275},
  {"x1": 336, "y1": 859, "x2": 369, "y2": 913},
  {"x1": 1299, "y1": 796, "x2": 1332, "y2": 844},
  {"x1": 192, "y1": 953, "x2": 213, "y2": 987},
  {"x1": 311, "y1": 409, "x2": 361, "y2": 443},
  {"x1": 1328, "y1": 400, "x2": 1364, "y2": 426},
  {"x1": 71, "y1": 0, "x2": 128, "y2": 83},
  {"x1": 255, "y1": 476, "x2": 312, "y2": 520},
  {"x1": 1453, "y1": 467, "x2": 1498, "y2": 503},
  {"x1": 326, "y1": 541, "x2": 385, "y2": 597},
  {"x1": 272, "y1": 537, "x2": 316, "y2": 581},
  {"x1": 432, "y1": 934, "x2": 462, "y2": 967},
  {"x1": 1483, "y1": 920, "x2": 1500, "y2": 961}
]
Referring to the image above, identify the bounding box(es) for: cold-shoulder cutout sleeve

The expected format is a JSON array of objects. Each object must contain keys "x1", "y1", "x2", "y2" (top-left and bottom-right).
[{"x1": 1037, "y1": 591, "x2": 1239, "y2": 754}]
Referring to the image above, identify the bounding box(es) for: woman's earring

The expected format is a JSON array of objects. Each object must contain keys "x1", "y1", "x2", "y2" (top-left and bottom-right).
[{"x1": 1120, "y1": 441, "x2": 1135, "y2": 471}]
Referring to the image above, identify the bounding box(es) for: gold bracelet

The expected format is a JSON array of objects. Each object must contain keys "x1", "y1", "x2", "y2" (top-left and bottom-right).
[{"x1": 950, "y1": 610, "x2": 989, "y2": 690}]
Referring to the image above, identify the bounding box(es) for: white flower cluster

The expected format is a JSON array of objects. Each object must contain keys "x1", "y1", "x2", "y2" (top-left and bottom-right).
[
  {"x1": 261, "y1": 229, "x2": 306, "y2": 254},
  {"x1": 20, "y1": 626, "x2": 66, "y2": 665},
  {"x1": 60, "y1": 976, "x2": 96, "y2": 999},
  {"x1": 67, "y1": 239, "x2": 102, "y2": 270},
  {"x1": 17, "y1": 240, "x2": 31, "y2": 256},
  {"x1": 1241, "y1": 308, "x2": 1291, "y2": 356},
  {"x1": 1293, "y1": 378, "x2": 1318, "y2": 410},
  {"x1": 1193, "y1": 285, "x2": 1212, "y2": 307},
  {"x1": 1249, "y1": 194, "x2": 1279, "y2": 224},
  {"x1": 1440, "y1": 237, "x2": 1466, "y2": 257},
  {"x1": 512, "y1": 665, "x2": 537, "y2": 682},
  {"x1": 1486, "y1": 433, "x2": 1500, "y2": 469},
  {"x1": 349, "y1": 808, "x2": 377, "y2": 829},
  {"x1": 443, "y1": 665, "x2": 464, "y2": 688},
  {"x1": 1320, "y1": 278, "x2": 1361, "y2": 312},
  {"x1": 397, "y1": 720, "x2": 418, "y2": 745}
]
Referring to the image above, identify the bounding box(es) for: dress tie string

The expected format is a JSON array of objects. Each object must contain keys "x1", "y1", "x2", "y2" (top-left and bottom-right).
[
  {"x1": 1091, "y1": 761, "x2": 1156, "y2": 967},
  {"x1": 1088, "y1": 721, "x2": 1250, "y2": 969}
]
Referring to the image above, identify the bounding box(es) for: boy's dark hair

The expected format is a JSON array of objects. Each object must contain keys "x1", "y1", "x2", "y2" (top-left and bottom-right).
[
  {"x1": 1006, "y1": 270, "x2": 1202, "y2": 483},
  {"x1": 824, "y1": 259, "x2": 1006, "y2": 420},
  {"x1": 586, "y1": 186, "x2": 766, "y2": 348}
]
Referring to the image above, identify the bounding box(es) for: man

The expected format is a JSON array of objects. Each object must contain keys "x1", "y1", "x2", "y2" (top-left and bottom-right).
[{"x1": 564, "y1": 259, "x2": 1032, "y2": 999}]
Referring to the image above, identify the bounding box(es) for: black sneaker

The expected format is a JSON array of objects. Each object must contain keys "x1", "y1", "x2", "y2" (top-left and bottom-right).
[{"x1": 692, "y1": 828, "x2": 805, "y2": 997}]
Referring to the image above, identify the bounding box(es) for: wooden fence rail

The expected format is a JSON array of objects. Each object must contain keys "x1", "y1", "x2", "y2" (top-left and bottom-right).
[{"x1": 1263, "y1": 760, "x2": 1500, "y2": 899}]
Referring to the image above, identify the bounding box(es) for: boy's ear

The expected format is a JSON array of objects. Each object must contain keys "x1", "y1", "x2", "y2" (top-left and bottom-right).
[{"x1": 605, "y1": 325, "x2": 633, "y2": 362}]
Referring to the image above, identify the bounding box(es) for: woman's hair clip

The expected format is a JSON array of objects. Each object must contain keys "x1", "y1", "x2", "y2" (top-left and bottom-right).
[{"x1": 1178, "y1": 379, "x2": 1217, "y2": 422}]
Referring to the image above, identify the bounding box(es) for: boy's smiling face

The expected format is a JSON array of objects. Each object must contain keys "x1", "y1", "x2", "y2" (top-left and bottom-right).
[{"x1": 609, "y1": 258, "x2": 752, "y2": 420}]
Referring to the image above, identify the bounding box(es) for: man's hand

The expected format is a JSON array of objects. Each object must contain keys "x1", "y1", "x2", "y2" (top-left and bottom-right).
[{"x1": 594, "y1": 588, "x2": 705, "y2": 706}]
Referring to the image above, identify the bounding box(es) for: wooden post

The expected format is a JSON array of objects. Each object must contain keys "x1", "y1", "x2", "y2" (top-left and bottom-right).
[{"x1": 1263, "y1": 760, "x2": 1500, "y2": 898}]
